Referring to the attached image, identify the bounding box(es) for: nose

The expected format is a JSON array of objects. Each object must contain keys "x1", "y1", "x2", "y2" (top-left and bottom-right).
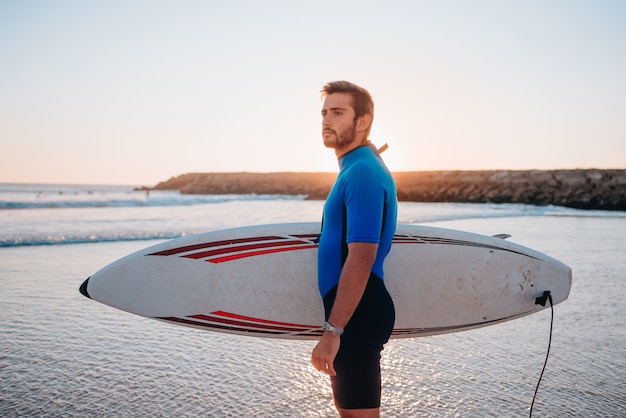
[{"x1": 79, "y1": 277, "x2": 92, "y2": 299}]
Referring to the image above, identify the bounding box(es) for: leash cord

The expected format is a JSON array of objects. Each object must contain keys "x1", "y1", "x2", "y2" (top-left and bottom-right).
[{"x1": 529, "y1": 292, "x2": 554, "y2": 418}]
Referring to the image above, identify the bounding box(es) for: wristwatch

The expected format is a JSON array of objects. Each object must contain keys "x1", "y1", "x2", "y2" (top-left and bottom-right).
[{"x1": 323, "y1": 321, "x2": 344, "y2": 335}]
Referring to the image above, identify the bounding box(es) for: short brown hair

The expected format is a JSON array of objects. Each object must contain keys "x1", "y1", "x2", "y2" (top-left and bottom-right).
[{"x1": 321, "y1": 81, "x2": 374, "y2": 138}]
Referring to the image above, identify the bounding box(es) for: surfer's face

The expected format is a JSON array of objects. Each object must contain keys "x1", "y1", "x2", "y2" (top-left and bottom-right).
[{"x1": 321, "y1": 93, "x2": 360, "y2": 153}]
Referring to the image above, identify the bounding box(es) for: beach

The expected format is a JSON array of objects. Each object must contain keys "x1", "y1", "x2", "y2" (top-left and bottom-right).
[
  {"x1": 1, "y1": 184, "x2": 625, "y2": 416},
  {"x1": 4, "y1": 1, "x2": 625, "y2": 414}
]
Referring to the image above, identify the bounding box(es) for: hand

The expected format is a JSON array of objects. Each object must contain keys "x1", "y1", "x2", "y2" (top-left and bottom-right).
[{"x1": 311, "y1": 332, "x2": 340, "y2": 376}]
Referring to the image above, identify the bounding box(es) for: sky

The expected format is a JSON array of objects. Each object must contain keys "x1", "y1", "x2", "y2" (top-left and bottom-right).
[{"x1": 1, "y1": 0, "x2": 625, "y2": 186}]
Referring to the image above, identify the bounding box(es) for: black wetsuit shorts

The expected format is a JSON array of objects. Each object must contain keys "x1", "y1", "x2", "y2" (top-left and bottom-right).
[{"x1": 323, "y1": 272, "x2": 395, "y2": 409}]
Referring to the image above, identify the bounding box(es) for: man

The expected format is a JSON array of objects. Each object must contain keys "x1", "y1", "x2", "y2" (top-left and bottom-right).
[{"x1": 311, "y1": 81, "x2": 397, "y2": 418}]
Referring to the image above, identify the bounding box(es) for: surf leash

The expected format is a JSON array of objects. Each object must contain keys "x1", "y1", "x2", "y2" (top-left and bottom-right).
[{"x1": 529, "y1": 291, "x2": 554, "y2": 418}]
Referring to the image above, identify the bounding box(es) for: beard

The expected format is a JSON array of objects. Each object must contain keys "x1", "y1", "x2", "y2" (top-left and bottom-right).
[{"x1": 323, "y1": 122, "x2": 357, "y2": 150}]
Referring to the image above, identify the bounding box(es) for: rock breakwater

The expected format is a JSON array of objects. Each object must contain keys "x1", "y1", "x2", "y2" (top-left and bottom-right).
[{"x1": 151, "y1": 169, "x2": 626, "y2": 211}]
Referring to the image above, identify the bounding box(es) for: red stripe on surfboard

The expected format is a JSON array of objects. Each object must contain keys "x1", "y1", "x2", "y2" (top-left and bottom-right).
[
  {"x1": 149, "y1": 235, "x2": 284, "y2": 256},
  {"x1": 159, "y1": 316, "x2": 318, "y2": 336},
  {"x1": 207, "y1": 311, "x2": 317, "y2": 328},
  {"x1": 159, "y1": 314, "x2": 323, "y2": 336},
  {"x1": 208, "y1": 244, "x2": 318, "y2": 263},
  {"x1": 183, "y1": 239, "x2": 311, "y2": 260},
  {"x1": 190, "y1": 314, "x2": 317, "y2": 333}
]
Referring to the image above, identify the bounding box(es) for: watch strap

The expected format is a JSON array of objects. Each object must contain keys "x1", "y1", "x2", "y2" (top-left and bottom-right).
[{"x1": 323, "y1": 321, "x2": 344, "y2": 335}]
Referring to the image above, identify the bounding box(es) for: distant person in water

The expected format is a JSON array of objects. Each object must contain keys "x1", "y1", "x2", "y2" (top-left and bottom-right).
[{"x1": 311, "y1": 81, "x2": 397, "y2": 418}]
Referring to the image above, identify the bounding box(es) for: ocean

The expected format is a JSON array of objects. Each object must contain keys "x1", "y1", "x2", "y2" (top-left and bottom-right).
[{"x1": 1, "y1": 183, "x2": 624, "y2": 417}]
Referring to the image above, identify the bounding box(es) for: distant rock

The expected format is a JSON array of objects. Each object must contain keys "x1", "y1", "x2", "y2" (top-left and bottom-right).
[
  {"x1": 151, "y1": 169, "x2": 626, "y2": 211},
  {"x1": 152, "y1": 172, "x2": 336, "y2": 199},
  {"x1": 393, "y1": 169, "x2": 626, "y2": 210}
]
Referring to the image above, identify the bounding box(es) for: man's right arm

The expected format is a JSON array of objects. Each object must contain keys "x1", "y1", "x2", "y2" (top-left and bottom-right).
[{"x1": 311, "y1": 242, "x2": 377, "y2": 376}]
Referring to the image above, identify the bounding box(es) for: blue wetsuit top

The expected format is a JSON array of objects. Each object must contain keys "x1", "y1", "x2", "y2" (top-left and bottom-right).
[{"x1": 317, "y1": 145, "x2": 398, "y2": 298}]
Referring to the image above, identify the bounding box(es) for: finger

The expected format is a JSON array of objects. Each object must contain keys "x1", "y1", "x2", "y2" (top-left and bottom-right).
[
  {"x1": 325, "y1": 362, "x2": 336, "y2": 376},
  {"x1": 311, "y1": 356, "x2": 319, "y2": 371},
  {"x1": 312, "y1": 356, "x2": 325, "y2": 373}
]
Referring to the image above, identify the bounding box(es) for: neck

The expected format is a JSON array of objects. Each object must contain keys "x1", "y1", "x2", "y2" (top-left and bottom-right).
[{"x1": 335, "y1": 138, "x2": 369, "y2": 158}]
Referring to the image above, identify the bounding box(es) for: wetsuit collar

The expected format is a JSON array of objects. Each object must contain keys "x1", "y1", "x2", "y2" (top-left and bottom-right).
[{"x1": 338, "y1": 143, "x2": 377, "y2": 170}]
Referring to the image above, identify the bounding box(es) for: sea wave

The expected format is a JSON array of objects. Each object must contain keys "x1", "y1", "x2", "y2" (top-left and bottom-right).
[
  {"x1": 2, "y1": 185, "x2": 624, "y2": 249},
  {"x1": 0, "y1": 192, "x2": 307, "y2": 209},
  {"x1": 0, "y1": 232, "x2": 187, "y2": 248},
  {"x1": 3, "y1": 203, "x2": 624, "y2": 249}
]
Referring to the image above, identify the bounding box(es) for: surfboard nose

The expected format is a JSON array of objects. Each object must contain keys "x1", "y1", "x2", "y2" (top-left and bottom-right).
[{"x1": 79, "y1": 277, "x2": 92, "y2": 299}]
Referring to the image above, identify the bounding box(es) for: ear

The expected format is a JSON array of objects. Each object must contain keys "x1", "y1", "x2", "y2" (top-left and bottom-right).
[{"x1": 356, "y1": 114, "x2": 372, "y2": 133}]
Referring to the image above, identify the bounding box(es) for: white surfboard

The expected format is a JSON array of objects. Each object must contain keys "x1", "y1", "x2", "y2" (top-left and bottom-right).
[{"x1": 80, "y1": 223, "x2": 571, "y2": 340}]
